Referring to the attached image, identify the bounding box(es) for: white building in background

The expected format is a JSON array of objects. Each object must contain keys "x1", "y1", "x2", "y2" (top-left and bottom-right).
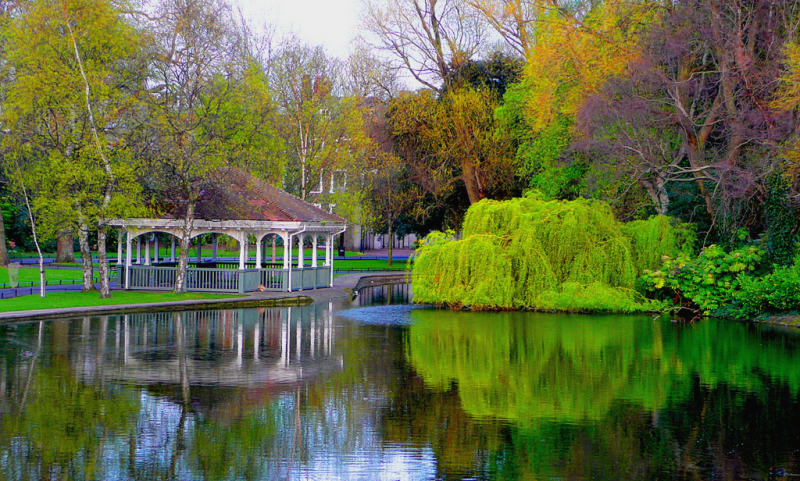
[{"x1": 310, "y1": 168, "x2": 419, "y2": 253}]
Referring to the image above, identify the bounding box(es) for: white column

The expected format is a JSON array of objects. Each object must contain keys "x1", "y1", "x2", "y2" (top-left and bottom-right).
[
  {"x1": 117, "y1": 230, "x2": 123, "y2": 265},
  {"x1": 144, "y1": 236, "x2": 151, "y2": 266},
  {"x1": 170, "y1": 237, "x2": 176, "y2": 261},
  {"x1": 324, "y1": 234, "x2": 331, "y2": 266},
  {"x1": 136, "y1": 238, "x2": 141, "y2": 264},
  {"x1": 329, "y1": 235, "x2": 335, "y2": 287},
  {"x1": 212, "y1": 234, "x2": 218, "y2": 260},
  {"x1": 287, "y1": 235, "x2": 293, "y2": 291},
  {"x1": 312, "y1": 235, "x2": 318, "y2": 268},
  {"x1": 154, "y1": 235, "x2": 159, "y2": 264},
  {"x1": 125, "y1": 231, "x2": 132, "y2": 289},
  {"x1": 272, "y1": 235, "x2": 276, "y2": 262},
  {"x1": 297, "y1": 234, "x2": 304, "y2": 269},
  {"x1": 255, "y1": 236, "x2": 262, "y2": 268},
  {"x1": 282, "y1": 234, "x2": 289, "y2": 269},
  {"x1": 238, "y1": 234, "x2": 246, "y2": 269}
]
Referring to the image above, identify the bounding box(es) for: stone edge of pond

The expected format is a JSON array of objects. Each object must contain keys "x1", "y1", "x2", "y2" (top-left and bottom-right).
[
  {"x1": 0, "y1": 295, "x2": 322, "y2": 323},
  {"x1": 753, "y1": 314, "x2": 800, "y2": 329}
]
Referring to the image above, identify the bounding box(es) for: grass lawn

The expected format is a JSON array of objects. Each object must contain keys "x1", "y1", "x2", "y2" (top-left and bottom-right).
[
  {"x1": 332, "y1": 259, "x2": 410, "y2": 270},
  {"x1": 0, "y1": 291, "x2": 241, "y2": 312},
  {"x1": 1, "y1": 266, "x2": 99, "y2": 286}
]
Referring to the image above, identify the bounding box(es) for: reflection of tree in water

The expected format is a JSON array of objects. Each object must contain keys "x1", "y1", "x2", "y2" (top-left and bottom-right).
[
  {"x1": 3, "y1": 306, "x2": 800, "y2": 480},
  {"x1": 403, "y1": 310, "x2": 800, "y2": 479},
  {"x1": 0, "y1": 320, "x2": 139, "y2": 481},
  {"x1": 379, "y1": 372, "x2": 506, "y2": 480},
  {"x1": 0, "y1": 306, "x2": 408, "y2": 480}
]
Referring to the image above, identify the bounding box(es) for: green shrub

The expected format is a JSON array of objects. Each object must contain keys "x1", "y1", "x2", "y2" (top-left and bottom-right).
[
  {"x1": 411, "y1": 192, "x2": 688, "y2": 312},
  {"x1": 735, "y1": 265, "x2": 800, "y2": 319},
  {"x1": 640, "y1": 245, "x2": 764, "y2": 315}
]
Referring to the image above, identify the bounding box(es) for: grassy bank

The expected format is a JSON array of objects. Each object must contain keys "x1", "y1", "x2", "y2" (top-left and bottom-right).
[
  {"x1": 331, "y1": 259, "x2": 410, "y2": 271},
  {"x1": 2, "y1": 266, "x2": 99, "y2": 285},
  {"x1": 0, "y1": 291, "x2": 241, "y2": 312}
]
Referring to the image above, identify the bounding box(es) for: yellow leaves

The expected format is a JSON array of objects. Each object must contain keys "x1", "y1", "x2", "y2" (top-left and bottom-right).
[
  {"x1": 773, "y1": 42, "x2": 800, "y2": 112},
  {"x1": 774, "y1": 42, "x2": 800, "y2": 170},
  {"x1": 522, "y1": 1, "x2": 652, "y2": 132}
]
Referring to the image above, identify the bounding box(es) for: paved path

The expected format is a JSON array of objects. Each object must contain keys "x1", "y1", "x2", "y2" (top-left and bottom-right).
[{"x1": 0, "y1": 271, "x2": 409, "y2": 323}]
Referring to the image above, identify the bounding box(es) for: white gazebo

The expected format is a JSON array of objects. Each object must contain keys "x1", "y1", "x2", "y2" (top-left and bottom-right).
[{"x1": 109, "y1": 169, "x2": 347, "y2": 293}]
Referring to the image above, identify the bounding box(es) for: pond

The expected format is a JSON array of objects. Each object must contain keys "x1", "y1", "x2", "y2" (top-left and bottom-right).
[{"x1": 1, "y1": 284, "x2": 800, "y2": 480}]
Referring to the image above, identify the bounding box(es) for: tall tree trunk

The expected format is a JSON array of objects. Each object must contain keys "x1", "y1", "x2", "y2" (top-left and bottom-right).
[
  {"x1": 56, "y1": 232, "x2": 76, "y2": 263},
  {"x1": 174, "y1": 202, "x2": 195, "y2": 293},
  {"x1": 78, "y1": 221, "x2": 94, "y2": 291},
  {"x1": 13, "y1": 161, "x2": 46, "y2": 297},
  {"x1": 387, "y1": 222, "x2": 393, "y2": 267},
  {"x1": 97, "y1": 226, "x2": 111, "y2": 298},
  {"x1": 0, "y1": 213, "x2": 9, "y2": 266},
  {"x1": 461, "y1": 160, "x2": 484, "y2": 204}
]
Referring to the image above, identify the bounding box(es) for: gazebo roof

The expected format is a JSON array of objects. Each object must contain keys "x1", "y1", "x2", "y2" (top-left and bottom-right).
[
  {"x1": 186, "y1": 168, "x2": 346, "y2": 224},
  {"x1": 110, "y1": 168, "x2": 346, "y2": 237}
]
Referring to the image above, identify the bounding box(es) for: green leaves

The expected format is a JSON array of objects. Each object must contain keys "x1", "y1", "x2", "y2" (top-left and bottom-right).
[
  {"x1": 641, "y1": 245, "x2": 765, "y2": 315},
  {"x1": 412, "y1": 194, "x2": 684, "y2": 312}
]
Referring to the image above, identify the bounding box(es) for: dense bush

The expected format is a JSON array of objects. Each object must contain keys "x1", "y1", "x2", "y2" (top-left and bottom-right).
[
  {"x1": 411, "y1": 192, "x2": 688, "y2": 312},
  {"x1": 735, "y1": 265, "x2": 800, "y2": 319},
  {"x1": 640, "y1": 245, "x2": 764, "y2": 315},
  {"x1": 764, "y1": 174, "x2": 798, "y2": 266}
]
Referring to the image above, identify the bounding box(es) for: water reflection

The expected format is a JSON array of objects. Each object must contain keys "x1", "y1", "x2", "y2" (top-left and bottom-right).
[
  {"x1": 1, "y1": 293, "x2": 800, "y2": 480},
  {"x1": 355, "y1": 282, "x2": 412, "y2": 306},
  {"x1": 98, "y1": 306, "x2": 338, "y2": 387},
  {"x1": 404, "y1": 310, "x2": 800, "y2": 479}
]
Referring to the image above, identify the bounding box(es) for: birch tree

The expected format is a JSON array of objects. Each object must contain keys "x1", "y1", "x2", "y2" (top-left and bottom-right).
[{"x1": 1, "y1": 0, "x2": 143, "y2": 297}]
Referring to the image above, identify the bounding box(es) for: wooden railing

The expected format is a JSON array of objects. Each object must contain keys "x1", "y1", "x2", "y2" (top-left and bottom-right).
[{"x1": 121, "y1": 265, "x2": 330, "y2": 293}]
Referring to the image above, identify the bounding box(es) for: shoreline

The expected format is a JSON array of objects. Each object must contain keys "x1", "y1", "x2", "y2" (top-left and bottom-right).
[{"x1": 0, "y1": 271, "x2": 409, "y2": 323}]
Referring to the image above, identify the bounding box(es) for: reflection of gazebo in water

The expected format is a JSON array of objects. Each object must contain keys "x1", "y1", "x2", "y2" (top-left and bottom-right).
[{"x1": 109, "y1": 169, "x2": 347, "y2": 293}]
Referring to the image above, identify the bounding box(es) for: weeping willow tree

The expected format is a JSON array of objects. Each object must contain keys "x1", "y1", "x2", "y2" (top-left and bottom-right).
[{"x1": 411, "y1": 192, "x2": 691, "y2": 312}]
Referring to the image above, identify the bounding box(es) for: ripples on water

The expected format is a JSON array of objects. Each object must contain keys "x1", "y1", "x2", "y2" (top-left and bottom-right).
[{"x1": 1, "y1": 285, "x2": 800, "y2": 480}]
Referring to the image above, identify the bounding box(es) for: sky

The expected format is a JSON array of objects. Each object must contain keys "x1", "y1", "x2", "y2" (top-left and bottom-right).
[{"x1": 234, "y1": 0, "x2": 364, "y2": 60}]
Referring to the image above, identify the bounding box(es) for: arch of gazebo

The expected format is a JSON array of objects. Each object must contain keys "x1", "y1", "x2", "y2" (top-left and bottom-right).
[
  {"x1": 108, "y1": 168, "x2": 347, "y2": 293},
  {"x1": 110, "y1": 219, "x2": 346, "y2": 293}
]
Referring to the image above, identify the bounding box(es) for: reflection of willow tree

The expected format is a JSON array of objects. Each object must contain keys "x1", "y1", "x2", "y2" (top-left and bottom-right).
[
  {"x1": 407, "y1": 310, "x2": 800, "y2": 425},
  {"x1": 408, "y1": 311, "x2": 674, "y2": 423},
  {"x1": 0, "y1": 362, "x2": 138, "y2": 479},
  {"x1": 405, "y1": 310, "x2": 800, "y2": 479}
]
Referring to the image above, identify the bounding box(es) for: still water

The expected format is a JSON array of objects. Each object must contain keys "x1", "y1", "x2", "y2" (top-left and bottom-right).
[{"x1": 2, "y1": 284, "x2": 800, "y2": 480}]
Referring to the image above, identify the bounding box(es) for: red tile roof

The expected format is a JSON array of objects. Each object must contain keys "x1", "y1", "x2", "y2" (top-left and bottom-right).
[{"x1": 180, "y1": 168, "x2": 346, "y2": 224}]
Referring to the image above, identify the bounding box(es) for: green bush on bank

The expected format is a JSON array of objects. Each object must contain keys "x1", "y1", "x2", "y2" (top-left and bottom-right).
[
  {"x1": 640, "y1": 244, "x2": 764, "y2": 316},
  {"x1": 735, "y1": 264, "x2": 800, "y2": 319},
  {"x1": 641, "y1": 243, "x2": 800, "y2": 319},
  {"x1": 411, "y1": 192, "x2": 689, "y2": 312}
]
